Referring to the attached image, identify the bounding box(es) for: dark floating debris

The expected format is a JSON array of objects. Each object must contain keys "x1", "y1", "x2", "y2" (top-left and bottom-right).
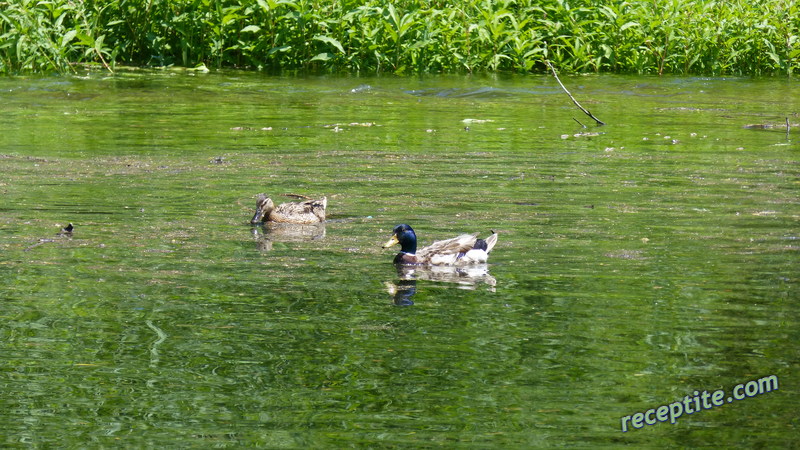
[
  {"x1": 25, "y1": 223, "x2": 73, "y2": 251},
  {"x1": 743, "y1": 118, "x2": 797, "y2": 131},
  {"x1": 59, "y1": 223, "x2": 74, "y2": 236},
  {"x1": 350, "y1": 84, "x2": 372, "y2": 94},
  {"x1": 744, "y1": 118, "x2": 796, "y2": 140},
  {"x1": 230, "y1": 126, "x2": 273, "y2": 131},
  {"x1": 231, "y1": 123, "x2": 375, "y2": 132}
]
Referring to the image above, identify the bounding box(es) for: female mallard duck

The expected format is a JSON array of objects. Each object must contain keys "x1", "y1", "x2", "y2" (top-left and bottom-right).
[
  {"x1": 383, "y1": 224, "x2": 498, "y2": 265},
  {"x1": 250, "y1": 194, "x2": 327, "y2": 225}
]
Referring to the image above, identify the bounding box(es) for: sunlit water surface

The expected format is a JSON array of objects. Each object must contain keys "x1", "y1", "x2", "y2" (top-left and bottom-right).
[{"x1": 1, "y1": 71, "x2": 798, "y2": 447}]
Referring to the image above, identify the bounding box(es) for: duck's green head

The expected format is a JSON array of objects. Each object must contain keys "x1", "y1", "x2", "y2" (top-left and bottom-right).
[{"x1": 382, "y1": 224, "x2": 417, "y2": 254}]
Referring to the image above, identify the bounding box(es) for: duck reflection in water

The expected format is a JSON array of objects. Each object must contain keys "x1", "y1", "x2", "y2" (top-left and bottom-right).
[
  {"x1": 385, "y1": 278, "x2": 417, "y2": 306},
  {"x1": 251, "y1": 222, "x2": 326, "y2": 252},
  {"x1": 385, "y1": 264, "x2": 497, "y2": 305}
]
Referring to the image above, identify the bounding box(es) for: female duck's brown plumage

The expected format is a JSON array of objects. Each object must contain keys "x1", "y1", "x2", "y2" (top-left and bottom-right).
[
  {"x1": 250, "y1": 194, "x2": 327, "y2": 225},
  {"x1": 383, "y1": 224, "x2": 498, "y2": 266}
]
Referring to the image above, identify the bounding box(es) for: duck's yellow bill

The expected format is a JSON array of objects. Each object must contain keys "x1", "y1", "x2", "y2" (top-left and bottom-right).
[{"x1": 382, "y1": 234, "x2": 399, "y2": 248}]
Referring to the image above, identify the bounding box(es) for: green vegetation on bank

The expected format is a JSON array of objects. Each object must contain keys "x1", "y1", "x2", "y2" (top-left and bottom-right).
[{"x1": 1, "y1": 0, "x2": 798, "y2": 75}]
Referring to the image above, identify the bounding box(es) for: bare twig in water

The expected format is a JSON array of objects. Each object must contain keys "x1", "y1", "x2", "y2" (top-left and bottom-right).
[
  {"x1": 546, "y1": 60, "x2": 605, "y2": 126},
  {"x1": 787, "y1": 117, "x2": 791, "y2": 139},
  {"x1": 572, "y1": 117, "x2": 587, "y2": 128}
]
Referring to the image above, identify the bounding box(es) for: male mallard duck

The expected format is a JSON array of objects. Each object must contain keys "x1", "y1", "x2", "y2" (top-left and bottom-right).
[
  {"x1": 383, "y1": 224, "x2": 498, "y2": 265},
  {"x1": 250, "y1": 194, "x2": 327, "y2": 225}
]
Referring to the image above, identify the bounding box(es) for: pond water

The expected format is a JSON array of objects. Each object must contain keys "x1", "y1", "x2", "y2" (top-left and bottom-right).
[{"x1": 0, "y1": 70, "x2": 797, "y2": 447}]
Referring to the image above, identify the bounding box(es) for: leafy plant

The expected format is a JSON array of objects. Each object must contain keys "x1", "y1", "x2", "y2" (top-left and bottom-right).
[{"x1": 1, "y1": 0, "x2": 797, "y2": 75}]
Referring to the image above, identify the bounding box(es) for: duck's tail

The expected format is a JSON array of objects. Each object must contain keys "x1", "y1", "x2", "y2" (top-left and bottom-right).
[
  {"x1": 481, "y1": 230, "x2": 498, "y2": 254},
  {"x1": 284, "y1": 193, "x2": 313, "y2": 200}
]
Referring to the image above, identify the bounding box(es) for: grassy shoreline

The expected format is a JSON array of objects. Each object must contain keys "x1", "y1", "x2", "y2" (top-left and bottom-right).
[{"x1": 1, "y1": 0, "x2": 798, "y2": 76}]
